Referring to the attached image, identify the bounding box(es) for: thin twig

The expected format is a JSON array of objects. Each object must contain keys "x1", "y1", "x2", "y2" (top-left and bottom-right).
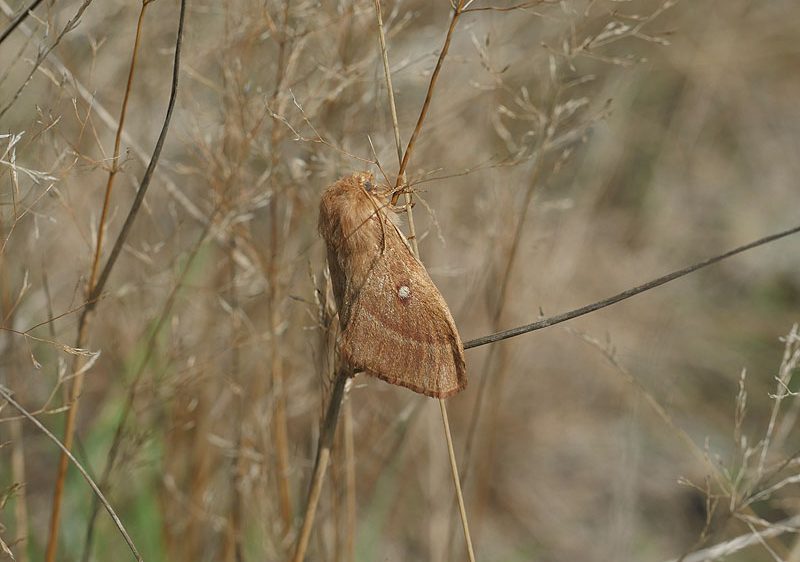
[
  {"x1": 343, "y1": 398, "x2": 356, "y2": 562},
  {"x1": 662, "y1": 514, "x2": 800, "y2": 562},
  {"x1": 0, "y1": 0, "x2": 44, "y2": 45},
  {"x1": 374, "y1": 0, "x2": 403, "y2": 165},
  {"x1": 0, "y1": 0, "x2": 94, "y2": 120},
  {"x1": 374, "y1": 3, "x2": 475, "y2": 560},
  {"x1": 88, "y1": 0, "x2": 186, "y2": 307},
  {"x1": 393, "y1": 0, "x2": 468, "y2": 199},
  {"x1": 292, "y1": 372, "x2": 351, "y2": 562},
  {"x1": 87, "y1": 0, "x2": 152, "y2": 306},
  {"x1": 0, "y1": 386, "x2": 143, "y2": 562},
  {"x1": 439, "y1": 398, "x2": 477, "y2": 561},
  {"x1": 463, "y1": 1, "x2": 550, "y2": 13},
  {"x1": 463, "y1": 223, "x2": 800, "y2": 350}
]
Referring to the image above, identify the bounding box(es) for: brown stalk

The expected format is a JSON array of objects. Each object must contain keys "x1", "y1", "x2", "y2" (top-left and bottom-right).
[
  {"x1": 0, "y1": 267, "x2": 29, "y2": 562},
  {"x1": 268, "y1": 0, "x2": 295, "y2": 535},
  {"x1": 226, "y1": 238, "x2": 245, "y2": 562},
  {"x1": 343, "y1": 398, "x2": 356, "y2": 562},
  {"x1": 87, "y1": 0, "x2": 152, "y2": 302},
  {"x1": 393, "y1": 0, "x2": 468, "y2": 200},
  {"x1": 45, "y1": 1, "x2": 186, "y2": 559},
  {"x1": 375, "y1": 2, "x2": 475, "y2": 558},
  {"x1": 292, "y1": 371, "x2": 351, "y2": 562}
]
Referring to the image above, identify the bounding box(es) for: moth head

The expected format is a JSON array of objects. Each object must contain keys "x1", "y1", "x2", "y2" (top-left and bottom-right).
[{"x1": 354, "y1": 172, "x2": 376, "y2": 194}]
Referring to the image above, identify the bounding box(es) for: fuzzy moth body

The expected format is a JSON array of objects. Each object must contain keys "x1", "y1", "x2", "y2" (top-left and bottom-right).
[{"x1": 318, "y1": 172, "x2": 467, "y2": 398}]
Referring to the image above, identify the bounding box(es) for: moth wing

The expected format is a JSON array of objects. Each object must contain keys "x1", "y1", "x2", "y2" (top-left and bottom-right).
[{"x1": 340, "y1": 228, "x2": 466, "y2": 398}]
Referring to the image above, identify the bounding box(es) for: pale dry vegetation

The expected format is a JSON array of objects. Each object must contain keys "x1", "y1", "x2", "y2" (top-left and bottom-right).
[{"x1": 1, "y1": 0, "x2": 799, "y2": 561}]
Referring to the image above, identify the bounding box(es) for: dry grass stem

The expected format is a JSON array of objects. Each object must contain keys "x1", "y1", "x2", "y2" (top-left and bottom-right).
[
  {"x1": 0, "y1": 386, "x2": 142, "y2": 562},
  {"x1": 292, "y1": 372, "x2": 350, "y2": 562},
  {"x1": 45, "y1": 2, "x2": 186, "y2": 558}
]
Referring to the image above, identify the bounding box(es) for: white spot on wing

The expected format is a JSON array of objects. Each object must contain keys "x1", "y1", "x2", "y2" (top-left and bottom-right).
[{"x1": 398, "y1": 285, "x2": 411, "y2": 299}]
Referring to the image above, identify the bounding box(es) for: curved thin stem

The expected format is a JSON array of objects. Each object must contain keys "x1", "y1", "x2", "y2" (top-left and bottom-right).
[
  {"x1": 0, "y1": 0, "x2": 43, "y2": 45},
  {"x1": 0, "y1": 387, "x2": 142, "y2": 562},
  {"x1": 87, "y1": 0, "x2": 151, "y2": 303},
  {"x1": 393, "y1": 0, "x2": 467, "y2": 200},
  {"x1": 464, "y1": 223, "x2": 800, "y2": 350}
]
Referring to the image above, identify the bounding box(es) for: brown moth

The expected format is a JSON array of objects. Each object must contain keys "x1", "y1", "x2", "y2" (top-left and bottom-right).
[{"x1": 318, "y1": 172, "x2": 466, "y2": 399}]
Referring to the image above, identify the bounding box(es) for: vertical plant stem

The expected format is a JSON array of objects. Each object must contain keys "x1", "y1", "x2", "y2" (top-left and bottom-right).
[
  {"x1": 374, "y1": 2, "x2": 475, "y2": 559},
  {"x1": 373, "y1": 0, "x2": 403, "y2": 166},
  {"x1": 343, "y1": 399, "x2": 356, "y2": 562},
  {"x1": 9, "y1": 413, "x2": 29, "y2": 562},
  {"x1": 45, "y1": 317, "x2": 89, "y2": 562},
  {"x1": 440, "y1": 399, "x2": 476, "y2": 561},
  {"x1": 227, "y1": 237, "x2": 245, "y2": 562},
  {"x1": 292, "y1": 371, "x2": 350, "y2": 562},
  {"x1": 46, "y1": 0, "x2": 149, "y2": 550},
  {"x1": 268, "y1": 0, "x2": 294, "y2": 534},
  {"x1": 46, "y1": 0, "x2": 186, "y2": 558},
  {"x1": 87, "y1": 0, "x2": 151, "y2": 296},
  {"x1": 393, "y1": 0, "x2": 467, "y2": 197}
]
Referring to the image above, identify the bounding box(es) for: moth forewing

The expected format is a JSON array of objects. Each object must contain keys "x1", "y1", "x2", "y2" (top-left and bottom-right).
[{"x1": 318, "y1": 172, "x2": 467, "y2": 398}]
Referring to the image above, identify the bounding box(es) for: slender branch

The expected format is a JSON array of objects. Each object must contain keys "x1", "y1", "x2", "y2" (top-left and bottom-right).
[
  {"x1": 439, "y1": 398, "x2": 476, "y2": 561},
  {"x1": 0, "y1": 0, "x2": 43, "y2": 45},
  {"x1": 88, "y1": 0, "x2": 186, "y2": 307},
  {"x1": 464, "y1": 223, "x2": 800, "y2": 350},
  {"x1": 343, "y1": 399, "x2": 356, "y2": 562},
  {"x1": 374, "y1": 4, "x2": 475, "y2": 560},
  {"x1": 463, "y1": 1, "x2": 550, "y2": 13},
  {"x1": 0, "y1": 0, "x2": 94, "y2": 120},
  {"x1": 0, "y1": 386, "x2": 143, "y2": 562},
  {"x1": 393, "y1": 0, "x2": 468, "y2": 199},
  {"x1": 87, "y1": 0, "x2": 151, "y2": 304},
  {"x1": 292, "y1": 371, "x2": 350, "y2": 562},
  {"x1": 374, "y1": 0, "x2": 403, "y2": 166}
]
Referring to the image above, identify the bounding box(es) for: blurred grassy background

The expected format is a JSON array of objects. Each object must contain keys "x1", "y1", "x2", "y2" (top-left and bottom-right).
[{"x1": 1, "y1": 0, "x2": 799, "y2": 561}]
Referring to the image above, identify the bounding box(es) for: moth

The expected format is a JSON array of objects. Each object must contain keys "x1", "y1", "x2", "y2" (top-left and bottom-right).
[{"x1": 318, "y1": 172, "x2": 467, "y2": 398}]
